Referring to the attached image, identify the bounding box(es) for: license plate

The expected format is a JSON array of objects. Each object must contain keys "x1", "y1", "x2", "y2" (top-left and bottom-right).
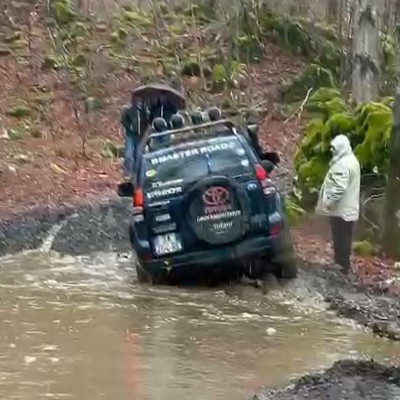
[{"x1": 153, "y1": 233, "x2": 182, "y2": 256}]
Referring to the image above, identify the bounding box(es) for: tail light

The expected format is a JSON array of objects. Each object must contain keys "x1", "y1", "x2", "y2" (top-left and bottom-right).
[
  {"x1": 269, "y1": 223, "x2": 283, "y2": 236},
  {"x1": 255, "y1": 164, "x2": 276, "y2": 195},
  {"x1": 133, "y1": 188, "x2": 144, "y2": 214}
]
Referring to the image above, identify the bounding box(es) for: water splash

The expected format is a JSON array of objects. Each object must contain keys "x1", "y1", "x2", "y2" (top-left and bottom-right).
[{"x1": 39, "y1": 220, "x2": 67, "y2": 253}]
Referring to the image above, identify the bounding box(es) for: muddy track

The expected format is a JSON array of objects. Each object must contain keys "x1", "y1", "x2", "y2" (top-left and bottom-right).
[
  {"x1": 251, "y1": 360, "x2": 400, "y2": 399},
  {"x1": 306, "y1": 264, "x2": 400, "y2": 341},
  {"x1": 1, "y1": 197, "x2": 400, "y2": 345},
  {"x1": 2, "y1": 199, "x2": 400, "y2": 398}
]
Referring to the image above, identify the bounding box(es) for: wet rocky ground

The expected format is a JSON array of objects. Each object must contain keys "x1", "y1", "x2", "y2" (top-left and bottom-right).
[
  {"x1": 1, "y1": 197, "x2": 400, "y2": 399},
  {"x1": 251, "y1": 360, "x2": 400, "y2": 399}
]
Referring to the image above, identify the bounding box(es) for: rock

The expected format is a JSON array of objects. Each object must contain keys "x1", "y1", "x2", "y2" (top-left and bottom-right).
[
  {"x1": 13, "y1": 154, "x2": 29, "y2": 163},
  {"x1": 266, "y1": 327, "x2": 277, "y2": 336},
  {"x1": 72, "y1": 53, "x2": 86, "y2": 67},
  {"x1": 0, "y1": 129, "x2": 9, "y2": 139},
  {"x1": 4, "y1": 31, "x2": 21, "y2": 43},
  {"x1": 84, "y1": 97, "x2": 103, "y2": 113},
  {"x1": 24, "y1": 356, "x2": 37, "y2": 365},
  {"x1": 0, "y1": 45, "x2": 12, "y2": 56},
  {"x1": 42, "y1": 55, "x2": 58, "y2": 70}
]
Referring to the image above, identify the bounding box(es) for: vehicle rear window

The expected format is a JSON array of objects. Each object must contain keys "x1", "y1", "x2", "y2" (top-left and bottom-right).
[{"x1": 143, "y1": 136, "x2": 253, "y2": 190}]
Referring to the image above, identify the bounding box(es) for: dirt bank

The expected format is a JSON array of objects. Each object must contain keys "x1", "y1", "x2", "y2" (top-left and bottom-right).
[{"x1": 251, "y1": 360, "x2": 400, "y2": 399}]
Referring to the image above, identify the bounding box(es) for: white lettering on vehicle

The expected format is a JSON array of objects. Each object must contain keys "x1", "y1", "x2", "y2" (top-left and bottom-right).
[
  {"x1": 151, "y1": 178, "x2": 184, "y2": 188},
  {"x1": 147, "y1": 187, "x2": 182, "y2": 200},
  {"x1": 197, "y1": 210, "x2": 241, "y2": 222},
  {"x1": 213, "y1": 221, "x2": 233, "y2": 230},
  {"x1": 150, "y1": 141, "x2": 236, "y2": 165}
]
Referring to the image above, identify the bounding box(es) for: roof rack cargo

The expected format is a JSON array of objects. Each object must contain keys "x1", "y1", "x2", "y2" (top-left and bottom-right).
[{"x1": 148, "y1": 119, "x2": 235, "y2": 140}]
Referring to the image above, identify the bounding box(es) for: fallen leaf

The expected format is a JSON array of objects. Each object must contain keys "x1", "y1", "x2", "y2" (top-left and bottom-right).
[{"x1": 50, "y1": 162, "x2": 67, "y2": 174}]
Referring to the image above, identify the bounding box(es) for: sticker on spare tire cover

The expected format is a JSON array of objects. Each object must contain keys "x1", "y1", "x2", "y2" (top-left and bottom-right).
[
  {"x1": 150, "y1": 141, "x2": 235, "y2": 165},
  {"x1": 196, "y1": 186, "x2": 242, "y2": 222}
]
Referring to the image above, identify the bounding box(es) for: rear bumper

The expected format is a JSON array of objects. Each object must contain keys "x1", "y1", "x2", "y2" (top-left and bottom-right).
[{"x1": 139, "y1": 234, "x2": 285, "y2": 275}]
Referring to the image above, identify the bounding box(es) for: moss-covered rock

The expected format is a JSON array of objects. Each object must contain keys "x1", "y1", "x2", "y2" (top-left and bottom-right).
[
  {"x1": 353, "y1": 240, "x2": 376, "y2": 256},
  {"x1": 282, "y1": 64, "x2": 336, "y2": 103},
  {"x1": 181, "y1": 60, "x2": 201, "y2": 77},
  {"x1": 212, "y1": 64, "x2": 226, "y2": 90}
]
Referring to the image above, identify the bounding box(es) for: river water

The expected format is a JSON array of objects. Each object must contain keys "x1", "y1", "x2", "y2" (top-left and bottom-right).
[{"x1": 1, "y1": 250, "x2": 400, "y2": 400}]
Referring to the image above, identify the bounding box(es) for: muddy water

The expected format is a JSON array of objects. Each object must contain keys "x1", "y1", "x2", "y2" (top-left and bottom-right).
[{"x1": 1, "y1": 251, "x2": 400, "y2": 400}]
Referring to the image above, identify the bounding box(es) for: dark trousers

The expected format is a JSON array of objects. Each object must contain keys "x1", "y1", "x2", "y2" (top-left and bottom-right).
[{"x1": 330, "y1": 217, "x2": 354, "y2": 271}]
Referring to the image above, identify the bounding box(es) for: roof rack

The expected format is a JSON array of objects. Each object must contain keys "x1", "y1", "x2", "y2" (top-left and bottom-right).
[{"x1": 147, "y1": 119, "x2": 236, "y2": 141}]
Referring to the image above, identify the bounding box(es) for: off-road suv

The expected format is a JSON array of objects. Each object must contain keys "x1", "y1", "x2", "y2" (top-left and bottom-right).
[{"x1": 128, "y1": 118, "x2": 297, "y2": 283}]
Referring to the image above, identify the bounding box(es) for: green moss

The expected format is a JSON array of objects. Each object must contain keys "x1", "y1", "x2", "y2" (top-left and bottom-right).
[
  {"x1": 122, "y1": 10, "x2": 152, "y2": 27},
  {"x1": 299, "y1": 119, "x2": 325, "y2": 158},
  {"x1": 7, "y1": 103, "x2": 31, "y2": 118},
  {"x1": 52, "y1": 0, "x2": 77, "y2": 25},
  {"x1": 71, "y1": 53, "x2": 86, "y2": 67},
  {"x1": 353, "y1": 240, "x2": 376, "y2": 256},
  {"x1": 282, "y1": 64, "x2": 336, "y2": 103},
  {"x1": 297, "y1": 155, "x2": 330, "y2": 190},
  {"x1": 309, "y1": 88, "x2": 342, "y2": 103},
  {"x1": 181, "y1": 60, "x2": 201, "y2": 77},
  {"x1": 212, "y1": 64, "x2": 226, "y2": 90},
  {"x1": 285, "y1": 196, "x2": 306, "y2": 226},
  {"x1": 307, "y1": 90, "x2": 348, "y2": 120},
  {"x1": 8, "y1": 126, "x2": 27, "y2": 140}
]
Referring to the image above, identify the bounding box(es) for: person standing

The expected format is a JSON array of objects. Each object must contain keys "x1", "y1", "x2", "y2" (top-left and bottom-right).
[
  {"x1": 120, "y1": 100, "x2": 143, "y2": 182},
  {"x1": 316, "y1": 134, "x2": 361, "y2": 273}
]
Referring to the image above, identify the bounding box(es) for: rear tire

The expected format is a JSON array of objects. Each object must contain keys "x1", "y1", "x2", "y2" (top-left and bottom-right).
[
  {"x1": 273, "y1": 228, "x2": 298, "y2": 279},
  {"x1": 135, "y1": 261, "x2": 153, "y2": 284},
  {"x1": 275, "y1": 256, "x2": 298, "y2": 279},
  {"x1": 243, "y1": 258, "x2": 267, "y2": 280}
]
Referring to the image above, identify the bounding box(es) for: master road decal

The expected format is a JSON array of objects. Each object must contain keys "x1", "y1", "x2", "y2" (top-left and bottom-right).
[{"x1": 150, "y1": 141, "x2": 236, "y2": 166}]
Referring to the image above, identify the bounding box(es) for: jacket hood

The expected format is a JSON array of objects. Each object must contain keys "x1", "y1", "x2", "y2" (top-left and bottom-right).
[{"x1": 330, "y1": 134, "x2": 352, "y2": 164}]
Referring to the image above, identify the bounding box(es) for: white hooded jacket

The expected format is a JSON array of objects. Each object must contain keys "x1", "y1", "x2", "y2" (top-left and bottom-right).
[{"x1": 316, "y1": 135, "x2": 360, "y2": 222}]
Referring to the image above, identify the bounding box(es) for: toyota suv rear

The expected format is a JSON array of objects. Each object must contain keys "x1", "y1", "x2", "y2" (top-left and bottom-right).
[{"x1": 129, "y1": 120, "x2": 297, "y2": 283}]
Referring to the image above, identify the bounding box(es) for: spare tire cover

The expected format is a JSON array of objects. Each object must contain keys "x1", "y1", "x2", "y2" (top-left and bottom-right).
[{"x1": 184, "y1": 176, "x2": 250, "y2": 245}]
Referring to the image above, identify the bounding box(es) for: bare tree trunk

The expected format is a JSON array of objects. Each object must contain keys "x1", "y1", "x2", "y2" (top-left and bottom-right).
[
  {"x1": 351, "y1": 0, "x2": 380, "y2": 104},
  {"x1": 383, "y1": 87, "x2": 400, "y2": 259}
]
